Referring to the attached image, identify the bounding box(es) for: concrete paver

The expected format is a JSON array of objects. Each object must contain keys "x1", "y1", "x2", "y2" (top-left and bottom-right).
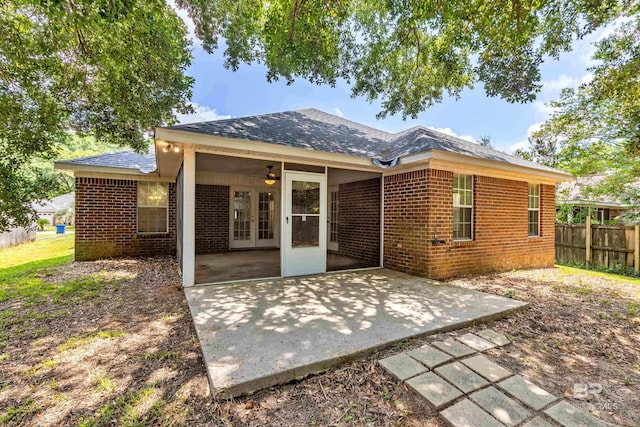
[
  {"x1": 498, "y1": 375, "x2": 558, "y2": 410},
  {"x1": 461, "y1": 354, "x2": 512, "y2": 382},
  {"x1": 476, "y1": 328, "x2": 511, "y2": 346},
  {"x1": 470, "y1": 386, "x2": 532, "y2": 426},
  {"x1": 435, "y1": 361, "x2": 489, "y2": 394},
  {"x1": 407, "y1": 344, "x2": 453, "y2": 369},
  {"x1": 185, "y1": 269, "x2": 527, "y2": 397},
  {"x1": 379, "y1": 353, "x2": 428, "y2": 381},
  {"x1": 544, "y1": 400, "x2": 605, "y2": 427},
  {"x1": 440, "y1": 398, "x2": 504, "y2": 427},
  {"x1": 433, "y1": 338, "x2": 477, "y2": 358},
  {"x1": 406, "y1": 372, "x2": 463, "y2": 409},
  {"x1": 456, "y1": 332, "x2": 497, "y2": 351},
  {"x1": 522, "y1": 416, "x2": 558, "y2": 427}
]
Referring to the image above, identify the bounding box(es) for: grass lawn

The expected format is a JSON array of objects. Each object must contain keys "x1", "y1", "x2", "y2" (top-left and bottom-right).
[{"x1": 1, "y1": 237, "x2": 639, "y2": 426}]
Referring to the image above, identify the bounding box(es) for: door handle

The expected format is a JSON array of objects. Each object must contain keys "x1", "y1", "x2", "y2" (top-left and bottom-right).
[{"x1": 286, "y1": 216, "x2": 289, "y2": 224}]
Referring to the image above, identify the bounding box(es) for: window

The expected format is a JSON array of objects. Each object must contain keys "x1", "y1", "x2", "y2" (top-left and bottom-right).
[
  {"x1": 528, "y1": 184, "x2": 540, "y2": 237},
  {"x1": 138, "y1": 182, "x2": 168, "y2": 233},
  {"x1": 453, "y1": 174, "x2": 473, "y2": 240}
]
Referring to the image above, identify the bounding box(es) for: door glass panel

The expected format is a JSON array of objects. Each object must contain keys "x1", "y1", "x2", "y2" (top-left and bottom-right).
[
  {"x1": 233, "y1": 191, "x2": 252, "y2": 241},
  {"x1": 258, "y1": 191, "x2": 275, "y2": 240},
  {"x1": 292, "y1": 216, "x2": 319, "y2": 247},
  {"x1": 291, "y1": 180, "x2": 320, "y2": 247},
  {"x1": 330, "y1": 191, "x2": 338, "y2": 243},
  {"x1": 292, "y1": 181, "x2": 320, "y2": 214}
]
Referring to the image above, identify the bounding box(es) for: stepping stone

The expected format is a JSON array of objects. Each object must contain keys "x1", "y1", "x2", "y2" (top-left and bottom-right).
[
  {"x1": 460, "y1": 354, "x2": 512, "y2": 382},
  {"x1": 544, "y1": 400, "x2": 605, "y2": 427},
  {"x1": 379, "y1": 353, "x2": 428, "y2": 381},
  {"x1": 498, "y1": 375, "x2": 558, "y2": 411},
  {"x1": 456, "y1": 333, "x2": 497, "y2": 351},
  {"x1": 406, "y1": 372, "x2": 463, "y2": 409},
  {"x1": 522, "y1": 416, "x2": 557, "y2": 427},
  {"x1": 407, "y1": 344, "x2": 452, "y2": 369},
  {"x1": 440, "y1": 398, "x2": 503, "y2": 427},
  {"x1": 470, "y1": 386, "x2": 532, "y2": 426},
  {"x1": 476, "y1": 328, "x2": 511, "y2": 346},
  {"x1": 435, "y1": 361, "x2": 489, "y2": 394},
  {"x1": 433, "y1": 338, "x2": 476, "y2": 358}
]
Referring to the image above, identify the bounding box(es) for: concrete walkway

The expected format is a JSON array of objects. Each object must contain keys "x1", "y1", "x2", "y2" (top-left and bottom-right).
[{"x1": 184, "y1": 268, "x2": 527, "y2": 398}]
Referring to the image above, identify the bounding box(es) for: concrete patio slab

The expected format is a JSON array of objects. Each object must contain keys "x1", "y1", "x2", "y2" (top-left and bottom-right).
[
  {"x1": 476, "y1": 328, "x2": 511, "y2": 346},
  {"x1": 456, "y1": 332, "x2": 497, "y2": 351},
  {"x1": 433, "y1": 338, "x2": 477, "y2": 358},
  {"x1": 406, "y1": 372, "x2": 463, "y2": 409},
  {"x1": 184, "y1": 268, "x2": 527, "y2": 398},
  {"x1": 461, "y1": 354, "x2": 513, "y2": 382},
  {"x1": 435, "y1": 361, "x2": 489, "y2": 394},
  {"x1": 440, "y1": 398, "x2": 504, "y2": 427},
  {"x1": 470, "y1": 386, "x2": 532, "y2": 426},
  {"x1": 498, "y1": 375, "x2": 558, "y2": 411},
  {"x1": 522, "y1": 416, "x2": 558, "y2": 427},
  {"x1": 407, "y1": 344, "x2": 453, "y2": 369},
  {"x1": 379, "y1": 353, "x2": 428, "y2": 381},
  {"x1": 544, "y1": 401, "x2": 605, "y2": 427}
]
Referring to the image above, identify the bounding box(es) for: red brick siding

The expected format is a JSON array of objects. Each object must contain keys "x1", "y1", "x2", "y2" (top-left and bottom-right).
[
  {"x1": 383, "y1": 170, "x2": 430, "y2": 275},
  {"x1": 383, "y1": 169, "x2": 556, "y2": 279},
  {"x1": 75, "y1": 178, "x2": 176, "y2": 261},
  {"x1": 195, "y1": 184, "x2": 229, "y2": 254},
  {"x1": 338, "y1": 178, "x2": 381, "y2": 265}
]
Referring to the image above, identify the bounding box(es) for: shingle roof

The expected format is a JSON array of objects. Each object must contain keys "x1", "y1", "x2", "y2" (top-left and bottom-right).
[
  {"x1": 58, "y1": 148, "x2": 157, "y2": 173},
  {"x1": 32, "y1": 192, "x2": 75, "y2": 213},
  {"x1": 164, "y1": 108, "x2": 559, "y2": 173},
  {"x1": 557, "y1": 174, "x2": 640, "y2": 206}
]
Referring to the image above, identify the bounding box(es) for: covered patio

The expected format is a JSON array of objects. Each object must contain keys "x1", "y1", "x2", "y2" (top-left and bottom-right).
[{"x1": 184, "y1": 268, "x2": 527, "y2": 398}]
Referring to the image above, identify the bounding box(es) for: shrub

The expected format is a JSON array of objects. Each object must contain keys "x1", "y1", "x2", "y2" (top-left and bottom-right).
[{"x1": 36, "y1": 218, "x2": 50, "y2": 231}]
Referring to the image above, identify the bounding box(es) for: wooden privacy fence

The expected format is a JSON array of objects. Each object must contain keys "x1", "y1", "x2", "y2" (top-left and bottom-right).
[
  {"x1": 555, "y1": 217, "x2": 640, "y2": 272},
  {"x1": 0, "y1": 227, "x2": 36, "y2": 250}
]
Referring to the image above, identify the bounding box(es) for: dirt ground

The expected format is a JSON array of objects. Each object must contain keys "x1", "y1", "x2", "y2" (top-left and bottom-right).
[{"x1": 1, "y1": 258, "x2": 638, "y2": 426}]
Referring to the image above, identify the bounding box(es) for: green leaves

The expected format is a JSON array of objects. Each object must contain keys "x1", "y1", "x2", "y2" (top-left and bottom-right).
[
  {"x1": 0, "y1": 0, "x2": 194, "y2": 230},
  {"x1": 177, "y1": 0, "x2": 627, "y2": 118}
]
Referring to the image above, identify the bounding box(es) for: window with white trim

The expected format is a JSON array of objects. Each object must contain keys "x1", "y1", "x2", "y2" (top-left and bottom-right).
[
  {"x1": 453, "y1": 174, "x2": 473, "y2": 241},
  {"x1": 138, "y1": 182, "x2": 168, "y2": 233},
  {"x1": 528, "y1": 184, "x2": 540, "y2": 237}
]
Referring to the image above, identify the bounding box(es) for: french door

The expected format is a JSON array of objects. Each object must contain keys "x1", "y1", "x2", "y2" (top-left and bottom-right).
[
  {"x1": 230, "y1": 187, "x2": 278, "y2": 249},
  {"x1": 282, "y1": 171, "x2": 327, "y2": 277},
  {"x1": 327, "y1": 186, "x2": 339, "y2": 252}
]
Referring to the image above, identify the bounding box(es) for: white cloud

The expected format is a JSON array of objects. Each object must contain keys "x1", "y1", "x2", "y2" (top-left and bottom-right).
[
  {"x1": 176, "y1": 103, "x2": 231, "y2": 124},
  {"x1": 507, "y1": 122, "x2": 544, "y2": 154},
  {"x1": 428, "y1": 127, "x2": 476, "y2": 143},
  {"x1": 168, "y1": 1, "x2": 197, "y2": 42},
  {"x1": 333, "y1": 107, "x2": 344, "y2": 117}
]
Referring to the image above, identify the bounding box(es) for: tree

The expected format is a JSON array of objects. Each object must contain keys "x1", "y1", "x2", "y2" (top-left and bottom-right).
[
  {"x1": 177, "y1": 0, "x2": 628, "y2": 119},
  {"x1": 478, "y1": 136, "x2": 494, "y2": 149},
  {"x1": 1, "y1": 1, "x2": 194, "y2": 230}
]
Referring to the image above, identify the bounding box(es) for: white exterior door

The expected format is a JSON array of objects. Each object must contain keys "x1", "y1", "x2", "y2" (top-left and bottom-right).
[
  {"x1": 327, "y1": 186, "x2": 339, "y2": 252},
  {"x1": 283, "y1": 171, "x2": 327, "y2": 277},
  {"x1": 230, "y1": 187, "x2": 279, "y2": 249}
]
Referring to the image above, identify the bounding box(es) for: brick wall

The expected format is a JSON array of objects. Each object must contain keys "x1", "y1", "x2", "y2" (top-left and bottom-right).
[
  {"x1": 383, "y1": 169, "x2": 556, "y2": 279},
  {"x1": 75, "y1": 178, "x2": 176, "y2": 261},
  {"x1": 338, "y1": 178, "x2": 381, "y2": 265},
  {"x1": 195, "y1": 184, "x2": 229, "y2": 254},
  {"x1": 383, "y1": 170, "x2": 430, "y2": 275}
]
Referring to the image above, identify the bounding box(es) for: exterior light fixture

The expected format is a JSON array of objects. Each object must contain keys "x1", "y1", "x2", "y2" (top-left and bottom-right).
[
  {"x1": 162, "y1": 143, "x2": 180, "y2": 153},
  {"x1": 264, "y1": 165, "x2": 280, "y2": 185}
]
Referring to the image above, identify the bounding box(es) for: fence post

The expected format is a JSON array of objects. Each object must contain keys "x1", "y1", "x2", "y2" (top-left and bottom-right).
[
  {"x1": 635, "y1": 225, "x2": 639, "y2": 274},
  {"x1": 585, "y1": 216, "x2": 592, "y2": 266}
]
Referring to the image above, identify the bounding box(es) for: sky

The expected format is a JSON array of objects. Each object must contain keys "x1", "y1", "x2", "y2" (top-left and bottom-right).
[{"x1": 173, "y1": 7, "x2": 610, "y2": 155}]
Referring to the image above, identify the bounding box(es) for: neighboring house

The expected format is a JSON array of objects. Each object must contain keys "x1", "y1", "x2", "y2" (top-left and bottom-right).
[
  {"x1": 55, "y1": 108, "x2": 571, "y2": 286},
  {"x1": 556, "y1": 175, "x2": 637, "y2": 223},
  {"x1": 32, "y1": 192, "x2": 75, "y2": 225}
]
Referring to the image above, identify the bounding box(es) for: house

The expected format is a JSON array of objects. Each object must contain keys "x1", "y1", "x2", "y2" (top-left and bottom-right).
[
  {"x1": 32, "y1": 192, "x2": 75, "y2": 225},
  {"x1": 556, "y1": 175, "x2": 637, "y2": 223},
  {"x1": 55, "y1": 108, "x2": 571, "y2": 286}
]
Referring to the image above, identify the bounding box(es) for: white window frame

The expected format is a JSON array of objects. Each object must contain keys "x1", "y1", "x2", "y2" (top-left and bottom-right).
[
  {"x1": 137, "y1": 181, "x2": 169, "y2": 234},
  {"x1": 528, "y1": 184, "x2": 540, "y2": 237},
  {"x1": 453, "y1": 174, "x2": 473, "y2": 241}
]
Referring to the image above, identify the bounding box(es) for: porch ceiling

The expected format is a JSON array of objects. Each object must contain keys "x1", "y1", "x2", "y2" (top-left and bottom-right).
[{"x1": 184, "y1": 269, "x2": 527, "y2": 398}]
